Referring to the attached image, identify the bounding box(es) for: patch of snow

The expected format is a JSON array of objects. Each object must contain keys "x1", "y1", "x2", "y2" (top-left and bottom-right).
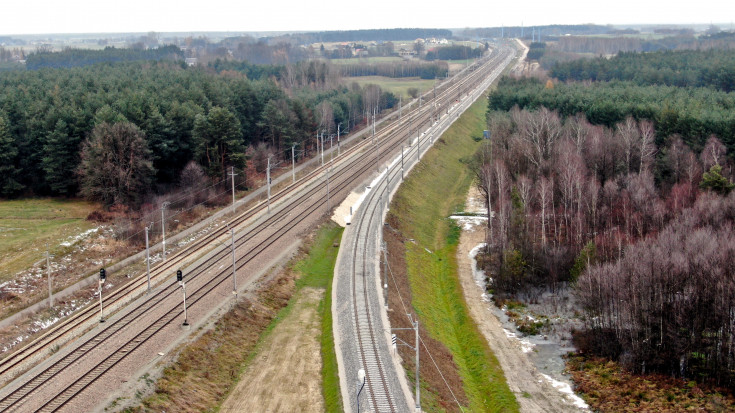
[
  {"x1": 504, "y1": 328, "x2": 536, "y2": 353},
  {"x1": 449, "y1": 215, "x2": 487, "y2": 230},
  {"x1": 468, "y1": 243, "x2": 488, "y2": 288},
  {"x1": 33, "y1": 317, "x2": 60, "y2": 330},
  {"x1": 541, "y1": 373, "x2": 589, "y2": 410},
  {"x1": 60, "y1": 227, "x2": 99, "y2": 247}
]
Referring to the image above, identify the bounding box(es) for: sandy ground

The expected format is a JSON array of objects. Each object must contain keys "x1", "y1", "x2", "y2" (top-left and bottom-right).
[
  {"x1": 456, "y1": 186, "x2": 586, "y2": 412},
  {"x1": 331, "y1": 188, "x2": 365, "y2": 227},
  {"x1": 219, "y1": 287, "x2": 325, "y2": 413}
]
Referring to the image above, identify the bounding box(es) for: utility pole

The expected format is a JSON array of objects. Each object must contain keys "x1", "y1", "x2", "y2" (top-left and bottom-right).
[
  {"x1": 372, "y1": 108, "x2": 376, "y2": 143},
  {"x1": 267, "y1": 156, "x2": 272, "y2": 213},
  {"x1": 145, "y1": 224, "x2": 151, "y2": 293},
  {"x1": 392, "y1": 316, "x2": 421, "y2": 412},
  {"x1": 382, "y1": 241, "x2": 388, "y2": 309},
  {"x1": 292, "y1": 145, "x2": 296, "y2": 183},
  {"x1": 228, "y1": 166, "x2": 237, "y2": 214},
  {"x1": 161, "y1": 202, "x2": 169, "y2": 262},
  {"x1": 417, "y1": 127, "x2": 420, "y2": 163},
  {"x1": 337, "y1": 123, "x2": 341, "y2": 156},
  {"x1": 385, "y1": 166, "x2": 390, "y2": 211},
  {"x1": 414, "y1": 318, "x2": 420, "y2": 412},
  {"x1": 45, "y1": 245, "x2": 53, "y2": 308},
  {"x1": 229, "y1": 225, "x2": 237, "y2": 298},
  {"x1": 376, "y1": 134, "x2": 380, "y2": 172},
  {"x1": 326, "y1": 164, "x2": 331, "y2": 211},
  {"x1": 320, "y1": 132, "x2": 324, "y2": 166},
  {"x1": 401, "y1": 145, "x2": 404, "y2": 180}
]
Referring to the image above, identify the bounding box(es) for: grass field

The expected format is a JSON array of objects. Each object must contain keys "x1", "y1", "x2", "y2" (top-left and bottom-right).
[
  {"x1": 343, "y1": 76, "x2": 439, "y2": 99},
  {"x1": 0, "y1": 198, "x2": 98, "y2": 281},
  {"x1": 387, "y1": 92, "x2": 519, "y2": 412}
]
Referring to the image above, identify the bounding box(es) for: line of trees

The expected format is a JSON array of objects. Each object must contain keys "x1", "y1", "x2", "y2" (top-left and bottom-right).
[
  {"x1": 424, "y1": 45, "x2": 483, "y2": 61},
  {"x1": 338, "y1": 60, "x2": 448, "y2": 79},
  {"x1": 271, "y1": 28, "x2": 453, "y2": 44},
  {"x1": 488, "y1": 77, "x2": 735, "y2": 154},
  {"x1": 0, "y1": 59, "x2": 397, "y2": 206},
  {"x1": 475, "y1": 105, "x2": 735, "y2": 384},
  {"x1": 24, "y1": 45, "x2": 184, "y2": 70},
  {"x1": 550, "y1": 49, "x2": 735, "y2": 92}
]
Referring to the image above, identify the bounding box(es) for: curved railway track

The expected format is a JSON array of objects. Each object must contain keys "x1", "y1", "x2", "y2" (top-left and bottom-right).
[
  {"x1": 339, "y1": 43, "x2": 516, "y2": 412},
  {"x1": 0, "y1": 43, "x2": 516, "y2": 412}
]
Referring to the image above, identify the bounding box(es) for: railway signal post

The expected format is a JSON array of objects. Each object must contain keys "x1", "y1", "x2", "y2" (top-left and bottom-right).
[
  {"x1": 99, "y1": 268, "x2": 106, "y2": 323},
  {"x1": 177, "y1": 269, "x2": 189, "y2": 329}
]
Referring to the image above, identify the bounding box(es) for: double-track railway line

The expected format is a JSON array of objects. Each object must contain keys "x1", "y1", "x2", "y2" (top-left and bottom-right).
[{"x1": 0, "y1": 43, "x2": 515, "y2": 412}]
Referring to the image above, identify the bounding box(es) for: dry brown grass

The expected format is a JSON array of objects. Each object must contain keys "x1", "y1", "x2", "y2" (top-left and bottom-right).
[
  {"x1": 128, "y1": 272, "x2": 296, "y2": 412},
  {"x1": 567, "y1": 355, "x2": 735, "y2": 412}
]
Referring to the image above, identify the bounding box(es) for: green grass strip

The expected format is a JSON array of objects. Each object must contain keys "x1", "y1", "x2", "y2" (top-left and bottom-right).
[
  {"x1": 389, "y1": 94, "x2": 519, "y2": 412},
  {"x1": 295, "y1": 222, "x2": 344, "y2": 412}
]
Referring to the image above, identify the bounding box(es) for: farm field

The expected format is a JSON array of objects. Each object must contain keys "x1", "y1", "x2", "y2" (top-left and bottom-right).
[
  {"x1": 0, "y1": 198, "x2": 98, "y2": 281},
  {"x1": 343, "y1": 75, "x2": 439, "y2": 99}
]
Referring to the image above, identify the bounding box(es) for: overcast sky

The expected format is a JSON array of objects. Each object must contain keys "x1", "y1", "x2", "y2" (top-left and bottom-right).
[{"x1": 2, "y1": 0, "x2": 734, "y2": 35}]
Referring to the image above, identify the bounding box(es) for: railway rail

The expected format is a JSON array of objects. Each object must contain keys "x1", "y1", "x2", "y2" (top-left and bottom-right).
[
  {"x1": 0, "y1": 42, "x2": 515, "y2": 412},
  {"x1": 336, "y1": 43, "x2": 516, "y2": 412}
]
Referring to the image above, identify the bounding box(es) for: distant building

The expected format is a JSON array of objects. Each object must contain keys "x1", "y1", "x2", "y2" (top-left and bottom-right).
[{"x1": 185, "y1": 57, "x2": 198, "y2": 67}]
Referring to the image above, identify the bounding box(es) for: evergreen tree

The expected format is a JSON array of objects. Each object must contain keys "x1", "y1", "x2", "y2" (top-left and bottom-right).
[
  {"x1": 700, "y1": 164, "x2": 734, "y2": 195},
  {"x1": 42, "y1": 119, "x2": 81, "y2": 195},
  {"x1": 78, "y1": 122, "x2": 155, "y2": 207},
  {"x1": 193, "y1": 107, "x2": 246, "y2": 181},
  {"x1": 0, "y1": 113, "x2": 22, "y2": 196}
]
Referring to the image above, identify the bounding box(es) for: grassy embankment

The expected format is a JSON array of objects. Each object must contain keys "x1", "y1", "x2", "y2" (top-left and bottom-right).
[
  {"x1": 125, "y1": 222, "x2": 343, "y2": 412},
  {"x1": 293, "y1": 222, "x2": 344, "y2": 412},
  {"x1": 386, "y1": 92, "x2": 519, "y2": 411},
  {"x1": 0, "y1": 198, "x2": 97, "y2": 281}
]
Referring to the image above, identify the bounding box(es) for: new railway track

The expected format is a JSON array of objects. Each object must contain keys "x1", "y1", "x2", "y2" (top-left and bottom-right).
[{"x1": 0, "y1": 44, "x2": 515, "y2": 412}]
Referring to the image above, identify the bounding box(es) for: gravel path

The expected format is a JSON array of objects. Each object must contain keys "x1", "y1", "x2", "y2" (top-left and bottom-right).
[
  {"x1": 219, "y1": 287, "x2": 325, "y2": 413},
  {"x1": 456, "y1": 187, "x2": 588, "y2": 412}
]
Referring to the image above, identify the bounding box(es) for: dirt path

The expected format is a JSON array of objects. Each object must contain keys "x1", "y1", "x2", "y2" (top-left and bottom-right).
[
  {"x1": 219, "y1": 287, "x2": 325, "y2": 413},
  {"x1": 456, "y1": 187, "x2": 586, "y2": 412}
]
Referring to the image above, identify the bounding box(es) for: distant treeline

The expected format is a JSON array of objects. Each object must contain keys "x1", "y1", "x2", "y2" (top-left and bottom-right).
[
  {"x1": 460, "y1": 24, "x2": 613, "y2": 39},
  {"x1": 550, "y1": 49, "x2": 735, "y2": 92},
  {"x1": 425, "y1": 45, "x2": 483, "y2": 61},
  {"x1": 488, "y1": 77, "x2": 735, "y2": 153},
  {"x1": 550, "y1": 32, "x2": 735, "y2": 56},
  {"x1": 338, "y1": 60, "x2": 448, "y2": 79},
  {"x1": 273, "y1": 28, "x2": 453, "y2": 44},
  {"x1": 25, "y1": 45, "x2": 183, "y2": 70}
]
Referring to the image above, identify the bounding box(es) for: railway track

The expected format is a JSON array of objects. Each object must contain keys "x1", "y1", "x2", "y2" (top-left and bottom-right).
[
  {"x1": 337, "y1": 43, "x2": 516, "y2": 412},
  {"x1": 0, "y1": 43, "x2": 515, "y2": 412}
]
